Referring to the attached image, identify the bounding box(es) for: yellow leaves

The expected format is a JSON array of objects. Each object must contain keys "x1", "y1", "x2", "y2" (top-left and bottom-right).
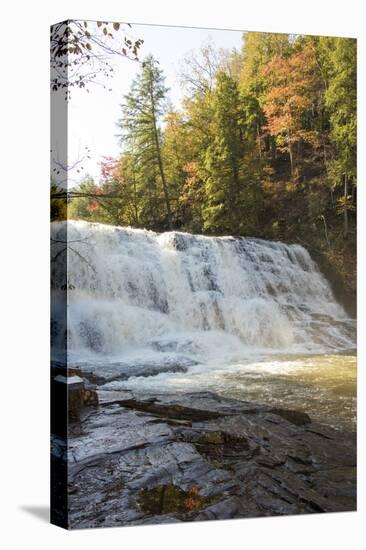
[
  {"x1": 285, "y1": 181, "x2": 297, "y2": 193},
  {"x1": 336, "y1": 195, "x2": 356, "y2": 214}
]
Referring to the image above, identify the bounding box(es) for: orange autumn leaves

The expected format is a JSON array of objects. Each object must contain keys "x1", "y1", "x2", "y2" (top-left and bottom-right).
[
  {"x1": 183, "y1": 486, "x2": 204, "y2": 512},
  {"x1": 261, "y1": 47, "x2": 321, "y2": 167}
]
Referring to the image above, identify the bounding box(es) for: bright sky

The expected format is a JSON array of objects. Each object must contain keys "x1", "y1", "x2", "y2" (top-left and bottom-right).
[{"x1": 67, "y1": 23, "x2": 244, "y2": 184}]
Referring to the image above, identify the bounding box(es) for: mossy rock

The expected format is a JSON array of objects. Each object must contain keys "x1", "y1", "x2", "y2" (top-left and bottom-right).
[
  {"x1": 182, "y1": 430, "x2": 252, "y2": 467},
  {"x1": 201, "y1": 431, "x2": 226, "y2": 445},
  {"x1": 137, "y1": 484, "x2": 219, "y2": 515}
]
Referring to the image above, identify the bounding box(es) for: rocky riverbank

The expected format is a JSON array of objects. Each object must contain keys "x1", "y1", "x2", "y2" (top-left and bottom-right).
[{"x1": 51, "y1": 366, "x2": 356, "y2": 529}]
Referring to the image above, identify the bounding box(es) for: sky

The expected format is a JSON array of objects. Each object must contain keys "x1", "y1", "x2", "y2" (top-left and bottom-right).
[{"x1": 66, "y1": 22, "x2": 244, "y2": 184}]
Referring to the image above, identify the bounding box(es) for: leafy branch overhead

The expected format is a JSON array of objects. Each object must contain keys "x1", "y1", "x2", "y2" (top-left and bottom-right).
[{"x1": 50, "y1": 20, "x2": 144, "y2": 98}]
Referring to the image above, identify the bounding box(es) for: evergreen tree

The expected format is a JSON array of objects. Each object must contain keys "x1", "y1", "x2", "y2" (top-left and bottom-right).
[
  {"x1": 118, "y1": 55, "x2": 173, "y2": 229},
  {"x1": 203, "y1": 72, "x2": 262, "y2": 234},
  {"x1": 325, "y1": 38, "x2": 357, "y2": 238},
  {"x1": 51, "y1": 183, "x2": 68, "y2": 221}
]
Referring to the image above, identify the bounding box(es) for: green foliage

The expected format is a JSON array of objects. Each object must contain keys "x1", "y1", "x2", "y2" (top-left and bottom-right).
[
  {"x1": 51, "y1": 183, "x2": 67, "y2": 221},
  {"x1": 203, "y1": 72, "x2": 262, "y2": 234},
  {"x1": 325, "y1": 38, "x2": 357, "y2": 184},
  {"x1": 117, "y1": 55, "x2": 173, "y2": 229},
  {"x1": 68, "y1": 177, "x2": 101, "y2": 222}
]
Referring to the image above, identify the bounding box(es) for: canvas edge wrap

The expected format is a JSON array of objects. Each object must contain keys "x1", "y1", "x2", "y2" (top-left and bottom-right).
[{"x1": 50, "y1": 20, "x2": 69, "y2": 529}]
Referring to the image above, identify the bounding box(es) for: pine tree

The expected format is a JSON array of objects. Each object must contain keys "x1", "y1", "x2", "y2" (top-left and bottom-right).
[
  {"x1": 203, "y1": 72, "x2": 262, "y2": 234},
  {"x1": 118, "y1": 55, "x2": 173, "y2": 229},
  {"x1": 325, "y1": 38, "x2": 357, "y2": 238}
]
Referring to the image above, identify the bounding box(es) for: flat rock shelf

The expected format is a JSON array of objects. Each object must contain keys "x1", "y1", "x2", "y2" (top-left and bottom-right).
[{"x1": 53, "y1": 378, "x2": 356, "y2": 529}]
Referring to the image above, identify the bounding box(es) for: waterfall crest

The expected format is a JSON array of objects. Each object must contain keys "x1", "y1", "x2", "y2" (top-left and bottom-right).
[{"x1": 51, "y1": 221, "x2": 355, "y2": 364}]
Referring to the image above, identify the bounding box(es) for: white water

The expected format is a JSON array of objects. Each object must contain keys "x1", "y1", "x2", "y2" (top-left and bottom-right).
[{"x1": 51, "y1": 220, "x2": 355, "y2": 370}]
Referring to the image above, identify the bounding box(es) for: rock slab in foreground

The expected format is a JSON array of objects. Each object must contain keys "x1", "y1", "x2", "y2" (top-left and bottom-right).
[{"x1": 59, "y1": 390, "x2": 356, "y2": 529}]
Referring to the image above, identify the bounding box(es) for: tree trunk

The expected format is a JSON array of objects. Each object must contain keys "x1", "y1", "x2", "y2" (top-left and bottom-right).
[
  {"x1": 132, "y1": 170, "x2": 139, "y2": 225},
  {"x1": 343, "y1": 174, "x2": 348, "y2": 239},
  {"x1": 330, "y1": 187, "x2": 334, "y2": 206},
  {"x1": 256, "y1": 124, "x2": 262, "y2": 158},
  {"x1": 149, "y1": 80, "x2": 173, "y2": 230},
  {"x1": 153, "y1": 125, "x2": 173, "y2": 230},
  {"x1": 289, "y1": 144, "x2": 294, "y2": 178},
  {"x1": 321, "y1": 215, "x2": 331, "y2": 250}
]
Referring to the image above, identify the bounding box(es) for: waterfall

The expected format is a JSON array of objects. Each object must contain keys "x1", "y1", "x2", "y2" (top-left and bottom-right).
[{"x1": 51, "y1": 221, "x2": 355, "y2": 365}]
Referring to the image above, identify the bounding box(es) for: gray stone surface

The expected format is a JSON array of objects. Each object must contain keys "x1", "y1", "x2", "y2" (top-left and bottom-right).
[{"x1": 64, "y1": 388, "x2": 356, "y2": 529}]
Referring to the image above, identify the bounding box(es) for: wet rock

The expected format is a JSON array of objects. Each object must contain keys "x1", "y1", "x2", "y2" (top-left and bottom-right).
[
  {"x1": 77, "y1": 359, "x2": 193, "y2": 386},
  {"x1": 62, "y1": 390, "x2": 356, "y2": 529},
  {"x1": 169, "y1": 233, "x2": 189, "y2": 251},
  {"x1": 113, "y1": 398, "x2": 224, "y2": 423},
  {"x1": 52, "y1": 374, "x2": 99, "y2": 433},
  {"x1": 137, "y1": 484, "x2": 219, "y2": 515},
  {"x1": 195, "y1": 496, "x2": 248, "y2": 521},
  {"x1": 269, "y1": 408, "x2": 311, "y2": 426},
  {"x1": 53, "y1": 375, "x2": 85, "y2": 422},
  {"x1": 181, "y1": 429, "x2": 256, "y2": 469},
  {"x1": 83, "y1": 388, "x2": 98, "y2": 407},
  {"x1": 309, "y1": 248, "x2": 356, "y2": 317}
]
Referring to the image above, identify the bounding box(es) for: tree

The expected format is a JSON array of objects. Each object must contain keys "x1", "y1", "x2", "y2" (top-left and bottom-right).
[
  {"x1": 68, "y1": 177, "x2": 101, "y2": 221},
  {"x1": 111, "y1": 154, "x2": 141, "y2": 226},
  {"x1": 51, "y1": 20, "x2": 143, "y2": 98},
  {"x1": 51, "y1": 183, "x2": 68, "y2": 221},
  {"x1": 179, "y1": 39, "x2": 231, "y2": 96},
  {"x1": 237, "y1": 33, "x2": 291, "y2": 159},
  {"x1": 203, "y1": 72, "x2": 262, "y2": 234},
  {"x1": 162, "y1": 111, "x2": 190, "y2": 226},
  {"x1": 261, "y1": 46, "x2": 321, "y2": 178},
  {"x1": 239, "y1": 32, "x2": 290, "y2": 95},
  {"x1": 118, "y1": 55, "x2": 173, "y2": 229},
  {"x1": 325, "y1": 38, "x2": 357, "y2": 238}
]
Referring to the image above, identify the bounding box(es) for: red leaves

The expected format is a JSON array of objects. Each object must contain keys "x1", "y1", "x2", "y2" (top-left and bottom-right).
[{"x1": 99, "y1": 156, "x2": 118, "y2": 181}]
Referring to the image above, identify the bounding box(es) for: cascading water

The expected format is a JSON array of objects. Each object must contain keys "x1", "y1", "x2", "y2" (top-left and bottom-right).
[{"x1": 51, "y1": 220, "x2": 355, "y2": 370}]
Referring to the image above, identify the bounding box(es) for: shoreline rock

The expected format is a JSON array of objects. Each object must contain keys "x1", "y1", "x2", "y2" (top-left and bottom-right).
[{"x1": 59, "y1": 388, "x2": 356, "y2": 529}]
